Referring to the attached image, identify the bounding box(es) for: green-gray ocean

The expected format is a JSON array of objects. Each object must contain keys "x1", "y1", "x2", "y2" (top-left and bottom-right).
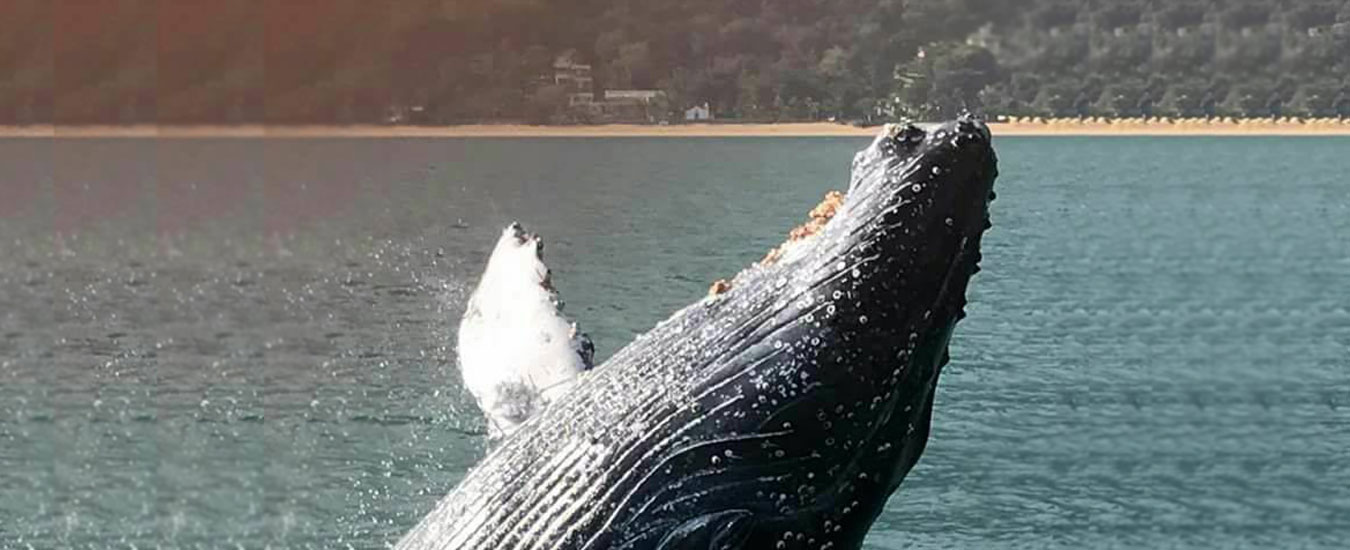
[{"x1": 1, "y1": 136, "x2": 1347, "y2": 549}]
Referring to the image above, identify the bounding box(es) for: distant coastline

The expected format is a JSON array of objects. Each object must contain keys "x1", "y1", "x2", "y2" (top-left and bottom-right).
[{"x1": 4, "y1": 118, "x2": 1350, "y2": 138}]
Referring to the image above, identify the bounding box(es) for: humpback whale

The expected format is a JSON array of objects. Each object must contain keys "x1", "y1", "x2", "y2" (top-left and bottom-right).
[{"x1": 404, "y1": 117, "x2": 999, "y2": 550}]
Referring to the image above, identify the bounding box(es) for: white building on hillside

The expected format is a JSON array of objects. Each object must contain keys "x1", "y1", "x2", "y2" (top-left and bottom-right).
[
  {"x1": 604, "y1": 90, "x2": 665, "y2": 102},
  {"x1": 553, "y1": 51, "x2": 593, "y2": 92},
  {"x1": 684, "y1": 103, "x2": 712, "y2": 121}
]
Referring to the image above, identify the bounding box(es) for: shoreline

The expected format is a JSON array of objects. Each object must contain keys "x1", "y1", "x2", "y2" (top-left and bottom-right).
[{"x1": 3, "y1": 119, "x2": 1349, "y2": 138}]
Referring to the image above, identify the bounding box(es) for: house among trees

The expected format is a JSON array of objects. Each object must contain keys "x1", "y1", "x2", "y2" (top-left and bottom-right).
[
  {"x1": 554, "y1": 50, "x2": 596, "y2": 109},
  {"x1": 601, "y1": 90, "x2": 665, "y2": 121},
  {"x1": 604, "y1": 90, "x2": 663, "y2": 102},
  {"x1": 568, "y1": 92, "x2": 596, "y2": 108},
  {"x1": 553, "y1": 51, "x2": 593, "y2": 91},
  {"x1": 685, "y1": 103, "x2": 713, "y2": 121}
]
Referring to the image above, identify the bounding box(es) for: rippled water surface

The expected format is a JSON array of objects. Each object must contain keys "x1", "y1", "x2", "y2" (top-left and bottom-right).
[{"x1": 1, "y1": 136, "x2": 1347, "y2": 549}]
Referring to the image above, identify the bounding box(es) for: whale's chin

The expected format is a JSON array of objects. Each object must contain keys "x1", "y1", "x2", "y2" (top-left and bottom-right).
[{"x1": 414, "y1": 117, "x2": 999, "y2": 550}]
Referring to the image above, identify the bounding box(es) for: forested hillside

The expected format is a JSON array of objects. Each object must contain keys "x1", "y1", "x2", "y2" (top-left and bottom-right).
[{"x1": 3, "y1": 0, "x2": 1347, "y2": 124}]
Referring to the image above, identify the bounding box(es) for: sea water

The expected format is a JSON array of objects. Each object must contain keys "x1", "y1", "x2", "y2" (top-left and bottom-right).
[{"x1": 1, "y1": 136, "x2": 1346, "y2": 549}]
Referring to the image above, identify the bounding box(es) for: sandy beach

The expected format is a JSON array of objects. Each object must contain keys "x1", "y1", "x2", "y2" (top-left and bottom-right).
[{"x1": 4, "y1": 118, "x2": 1349, "y2": 138}]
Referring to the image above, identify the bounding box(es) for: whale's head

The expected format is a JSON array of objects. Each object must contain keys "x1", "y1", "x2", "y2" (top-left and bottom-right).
[
  {"x1": 605, "y1": 116, "x2": 1000, "y2": 547},
  {"x1": 827, "y1": 116, "x2": 998, "y2": 327},
  {"x1": 744, "y1": 116, "x2": 998, "y2": 371}
]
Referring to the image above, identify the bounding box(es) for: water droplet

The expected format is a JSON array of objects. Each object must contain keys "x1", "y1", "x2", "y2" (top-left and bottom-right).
[{"x1": 931, "y1": 166, "x2": 942, "y2": 175}]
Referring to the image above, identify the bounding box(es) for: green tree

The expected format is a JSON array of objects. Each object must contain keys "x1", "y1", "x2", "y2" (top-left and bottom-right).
[
  {"x1": 525, "y1": 84, "x2": 567, "y2": 124},
  {"x1": 1091, "y1": 80, "x2": 1147, "y2": 117},
  {"x1": 1155, "y1": 81, "x2": 1209, "y2": 118},
  {"x1": 1286, "y1": 81, "x2": 1341, "y2": 118},
  {"x1": 892, "y1": 43, "x2": 1000, "y2": 119},
  {"x1": 26, "y1": 0, "x2": 1350, "y2": 123},
  {"x1": 1091, "y1": 2, "x2": 1144, "y2": 30},
  {"x1": 1219, "y1": 2, "x2": 1273, "y2": 30},
  {"x1": 1217, "y1": 80, "x2": 1277, "y2": 117},
  {"x1": 1030, "y1": 79, "x2": 1083, "y2": 117},
  {"x1": 1155, "y1": 2, "x2": 1207, "y2": 29}
]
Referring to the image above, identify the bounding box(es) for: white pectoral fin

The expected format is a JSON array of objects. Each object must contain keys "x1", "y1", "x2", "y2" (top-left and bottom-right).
[{"x1": 457, "y1": 222, "x2": 598, "y2": 435}]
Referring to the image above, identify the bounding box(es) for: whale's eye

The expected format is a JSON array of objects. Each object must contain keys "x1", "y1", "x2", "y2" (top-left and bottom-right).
[{"x1": 898, "y1": 123, "x2": 925, "y2": 145}]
